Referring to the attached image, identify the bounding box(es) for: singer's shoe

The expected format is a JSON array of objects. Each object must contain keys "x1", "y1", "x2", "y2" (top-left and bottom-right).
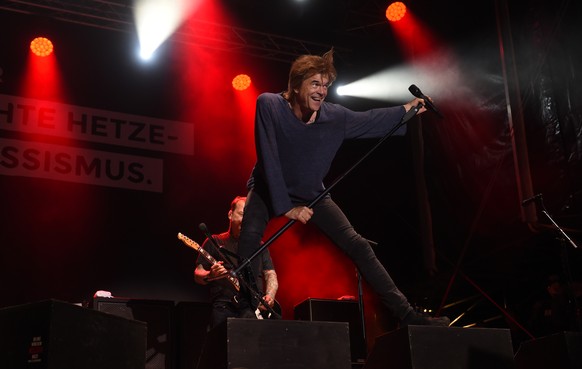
[{"x1": 400, "y1": 311, "x2": 450, "y2": 327}]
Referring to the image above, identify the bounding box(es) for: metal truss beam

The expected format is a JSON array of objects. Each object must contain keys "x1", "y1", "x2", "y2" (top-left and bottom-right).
[{"x1": 1, "y1": 0, "x2": 349, "y2": 63}]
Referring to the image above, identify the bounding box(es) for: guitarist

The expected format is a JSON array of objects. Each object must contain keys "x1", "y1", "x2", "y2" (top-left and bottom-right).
[{"x1": 194, "y1": 196, "x2": 279, "y2": 328}]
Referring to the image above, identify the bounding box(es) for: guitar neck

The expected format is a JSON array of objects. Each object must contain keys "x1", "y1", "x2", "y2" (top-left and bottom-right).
[
  {"x1": 197, "y1": 246, "x2": 218, "y2": 265},
  {"x1": 177, "y1": 232, "x2": 240, "y2": 292}
]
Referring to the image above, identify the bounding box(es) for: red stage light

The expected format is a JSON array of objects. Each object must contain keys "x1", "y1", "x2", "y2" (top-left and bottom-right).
[
  {"x1": 232, "y1": 74, "x2": 251, "y2": 91},
  {"x1": 386, "y1": 2, "x2": 407, "y2": 22},
  {"x1": 30, "y1": 37, "x2": 54, "y2": 57}
]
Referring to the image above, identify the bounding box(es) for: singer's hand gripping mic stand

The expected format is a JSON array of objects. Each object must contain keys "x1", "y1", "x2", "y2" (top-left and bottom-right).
[{"x1": 231, "y1": 100, "x2": 426, "y2": 283}]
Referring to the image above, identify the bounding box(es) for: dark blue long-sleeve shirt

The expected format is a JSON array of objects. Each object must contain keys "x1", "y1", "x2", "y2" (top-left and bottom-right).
[{"x1": 247, "y1": 92, "x2": 407, "y2": 216}]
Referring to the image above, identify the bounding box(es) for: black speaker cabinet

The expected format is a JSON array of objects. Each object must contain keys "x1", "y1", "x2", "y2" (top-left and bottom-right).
[
  {"x1": 363, "y1": 326, "x2": 515, "y2": 369},
  {"x1": 515, "y1": 331, "x2": 582, "y2": 369},
  {"x1": 93, "y1": 297, "x2": 175, "y2": 369},
  {"x1": 0, "y1": 299, "x2": 146, "y2": 369},
  {"x1": 174, "y1": 301, "x2": 212, "y2": 369},
  {"x1": 294, "y1": 298, "x2": 367, "y2": 364},
  {"x1": 197, "y1": 318, "x2": 352, "y2": 369}
]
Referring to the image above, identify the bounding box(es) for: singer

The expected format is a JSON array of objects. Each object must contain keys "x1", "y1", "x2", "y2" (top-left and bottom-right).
[{"x1": 235, "y1": 48, "x2": 449, "y2": 327}]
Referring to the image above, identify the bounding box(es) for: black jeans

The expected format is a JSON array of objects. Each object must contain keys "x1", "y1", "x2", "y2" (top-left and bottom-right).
[
  {"x1": 210, "y1": 301, "x2": 255, "y2": 328},
  {"x1": 238, "y1": 188, "x2": 413, "y2": 320}
]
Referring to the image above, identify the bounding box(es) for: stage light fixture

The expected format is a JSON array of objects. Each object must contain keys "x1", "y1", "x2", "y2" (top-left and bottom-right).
[
  {"x1": 232, "y1": 74, "x2": 251, "y2": 91},
  {"x1": 30, "y1": 37, "x2": 54, "y2": 57},
  {"x1": 386, "y1": 2, "x2": 407, "y2": 22}
]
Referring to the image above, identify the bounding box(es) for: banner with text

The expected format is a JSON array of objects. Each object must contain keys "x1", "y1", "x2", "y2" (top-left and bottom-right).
[
  {"x1": 0, "y1": 137, "x2": 164, "y2": 192},
  {"x1": 0, "y1": 94, "x2": 194, "y2": 155},
  {"x1": 0, "y1": 94, "x2": 192, "y2": 192}
]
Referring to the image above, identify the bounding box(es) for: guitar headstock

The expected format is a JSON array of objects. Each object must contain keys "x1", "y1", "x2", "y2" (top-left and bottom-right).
[{"x1": 177, "y1": 232, "x2": 201, "y2": 251}]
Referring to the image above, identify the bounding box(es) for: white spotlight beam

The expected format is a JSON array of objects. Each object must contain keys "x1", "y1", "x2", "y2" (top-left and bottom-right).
[
  {"x1": 134, "y1": 0, "x2": 200, "y2": 60},
  {"x1": 337, "y1": 65, "x2": 416, "y2": 101},
  {"x1": 336, "y1": 51, "x2": 461, "y2": 103}
]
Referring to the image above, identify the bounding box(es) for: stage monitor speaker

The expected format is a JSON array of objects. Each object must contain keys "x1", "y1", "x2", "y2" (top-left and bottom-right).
[
  {"x1": 0, "y1": 299, "x2": 146, "y2": 369},
  {"x1": 174, "y1": 301, "x2": 212, "y2": 369},
  {"x1": 294, "y1": 297, "x2": 367, "y2": 364},
  {"x1": 93, "y1": 297, "x2": 175, "y2": 369},
  {"x1": 514, "y1": 331, "x2": 582, "y2": 369},
  {"x1": 197, "y1": 318, "x2": 352, "y2": 369},
  {"x1": 363, "y1": 326, "x2": 515, "y2": 369}
]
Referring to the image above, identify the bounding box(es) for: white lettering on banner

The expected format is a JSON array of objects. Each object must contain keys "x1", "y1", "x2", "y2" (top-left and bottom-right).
[
  {"x1": 0, "y1": 94, "x2": 193, "y2": 155},
  {"x1": 0, "y1": 138, "x2": 164, "y2": 192}
]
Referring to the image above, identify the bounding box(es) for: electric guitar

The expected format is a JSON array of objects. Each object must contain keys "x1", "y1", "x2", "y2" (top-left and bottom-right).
[
  {"x1": 177, "y1": 232, "x2": 240, "y2": 293},
  {"x1": 178, "y1": 232, "x2": 280, "y2": 319}
]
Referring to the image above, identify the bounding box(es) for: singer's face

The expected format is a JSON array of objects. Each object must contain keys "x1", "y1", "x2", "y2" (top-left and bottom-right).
[{"x1": 295, "y1": 73, "x2": 330, "y2": 114}]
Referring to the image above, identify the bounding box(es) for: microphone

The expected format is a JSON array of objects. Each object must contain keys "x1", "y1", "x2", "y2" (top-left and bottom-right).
[
  {"x1": 199, "y1": 222, "x2": 210, "y2": 236},
  {"x1": 408, "y1": 84, "x2": 444, "y2": 119},
  {"x1": 521, "y1": 193, "x2": 543, "y2": 207},
  {"x1": 198, "y1": 222, "x2": 221, "y2": 255}
]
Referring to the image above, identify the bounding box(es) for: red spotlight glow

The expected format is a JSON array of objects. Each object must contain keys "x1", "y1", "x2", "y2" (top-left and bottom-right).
[
  {"x1": 30, "y1": 37, "x2": 54, "y2": 57},
  {"x1": 232, "y1": 74, "x2": 251, "y2": 91},
  {"x1": 386, "y1": 2, "x2": 407, "y2": 22}
]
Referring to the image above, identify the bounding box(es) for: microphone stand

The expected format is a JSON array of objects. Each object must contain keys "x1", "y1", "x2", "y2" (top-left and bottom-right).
[
  {"x1": 536, "y1": 197, "x2": 578, "y2": 250},
  {"x1": 356, "y1": 267, "x2": 365, "y2": 344},
  {"x1": 348, "y1": 266, "x2": 370, "y2": 361},
  {"x1": 232, "y1": 103, "x2": 423, "y2": 278},
  {"x1": 534, "y1": 195, "x2": 581, "y2": 331},
  {"x1": 357, "y1": 238, "x2": 377, "y2": 349}
]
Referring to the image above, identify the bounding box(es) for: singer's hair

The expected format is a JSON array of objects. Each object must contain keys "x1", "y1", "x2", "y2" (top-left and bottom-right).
[
  {"x1": 283, "y1": 48, "x2": 337, "y2": 101},
  {"x1": 230, "y1": 196, "x2": 246, "y2": 211}
]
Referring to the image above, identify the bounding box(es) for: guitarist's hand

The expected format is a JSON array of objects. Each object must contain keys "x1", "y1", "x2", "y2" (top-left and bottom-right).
[
  {"x1": 209, "y1": 261, "x2": 228, "y2": 278},
  {"x1": 194, "y1": 264, "x2": 211, "y2": 285},
  {"x1": 285, "y1": 206, "x2": 313, "y2": 224},
  {"x1": 258, "y1": 294, "x2": 275, "y2": 311}
]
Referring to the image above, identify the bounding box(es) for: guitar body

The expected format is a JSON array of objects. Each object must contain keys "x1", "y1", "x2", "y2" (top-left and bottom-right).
[{"x1": 256, "y1": 299, "x2": 282, "y2": 320}]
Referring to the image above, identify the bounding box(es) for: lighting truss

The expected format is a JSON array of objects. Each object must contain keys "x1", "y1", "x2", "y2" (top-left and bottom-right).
[{"x1": 0, "y1": 0, "x2": 349, "y2": 63}]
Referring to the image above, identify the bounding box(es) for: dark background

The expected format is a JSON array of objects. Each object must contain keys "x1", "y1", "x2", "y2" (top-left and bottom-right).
[{"x1": 1, "y1": 0, "x2": 581, "y2": 351}]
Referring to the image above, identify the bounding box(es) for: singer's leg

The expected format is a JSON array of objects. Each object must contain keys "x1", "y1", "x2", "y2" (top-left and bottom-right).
[
  {"x1": 310, "y1": 197, "x2": 413, "y2": 320},
  {"x1": 237, "y1": 188, "x2": 272, "y2": 307}
]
